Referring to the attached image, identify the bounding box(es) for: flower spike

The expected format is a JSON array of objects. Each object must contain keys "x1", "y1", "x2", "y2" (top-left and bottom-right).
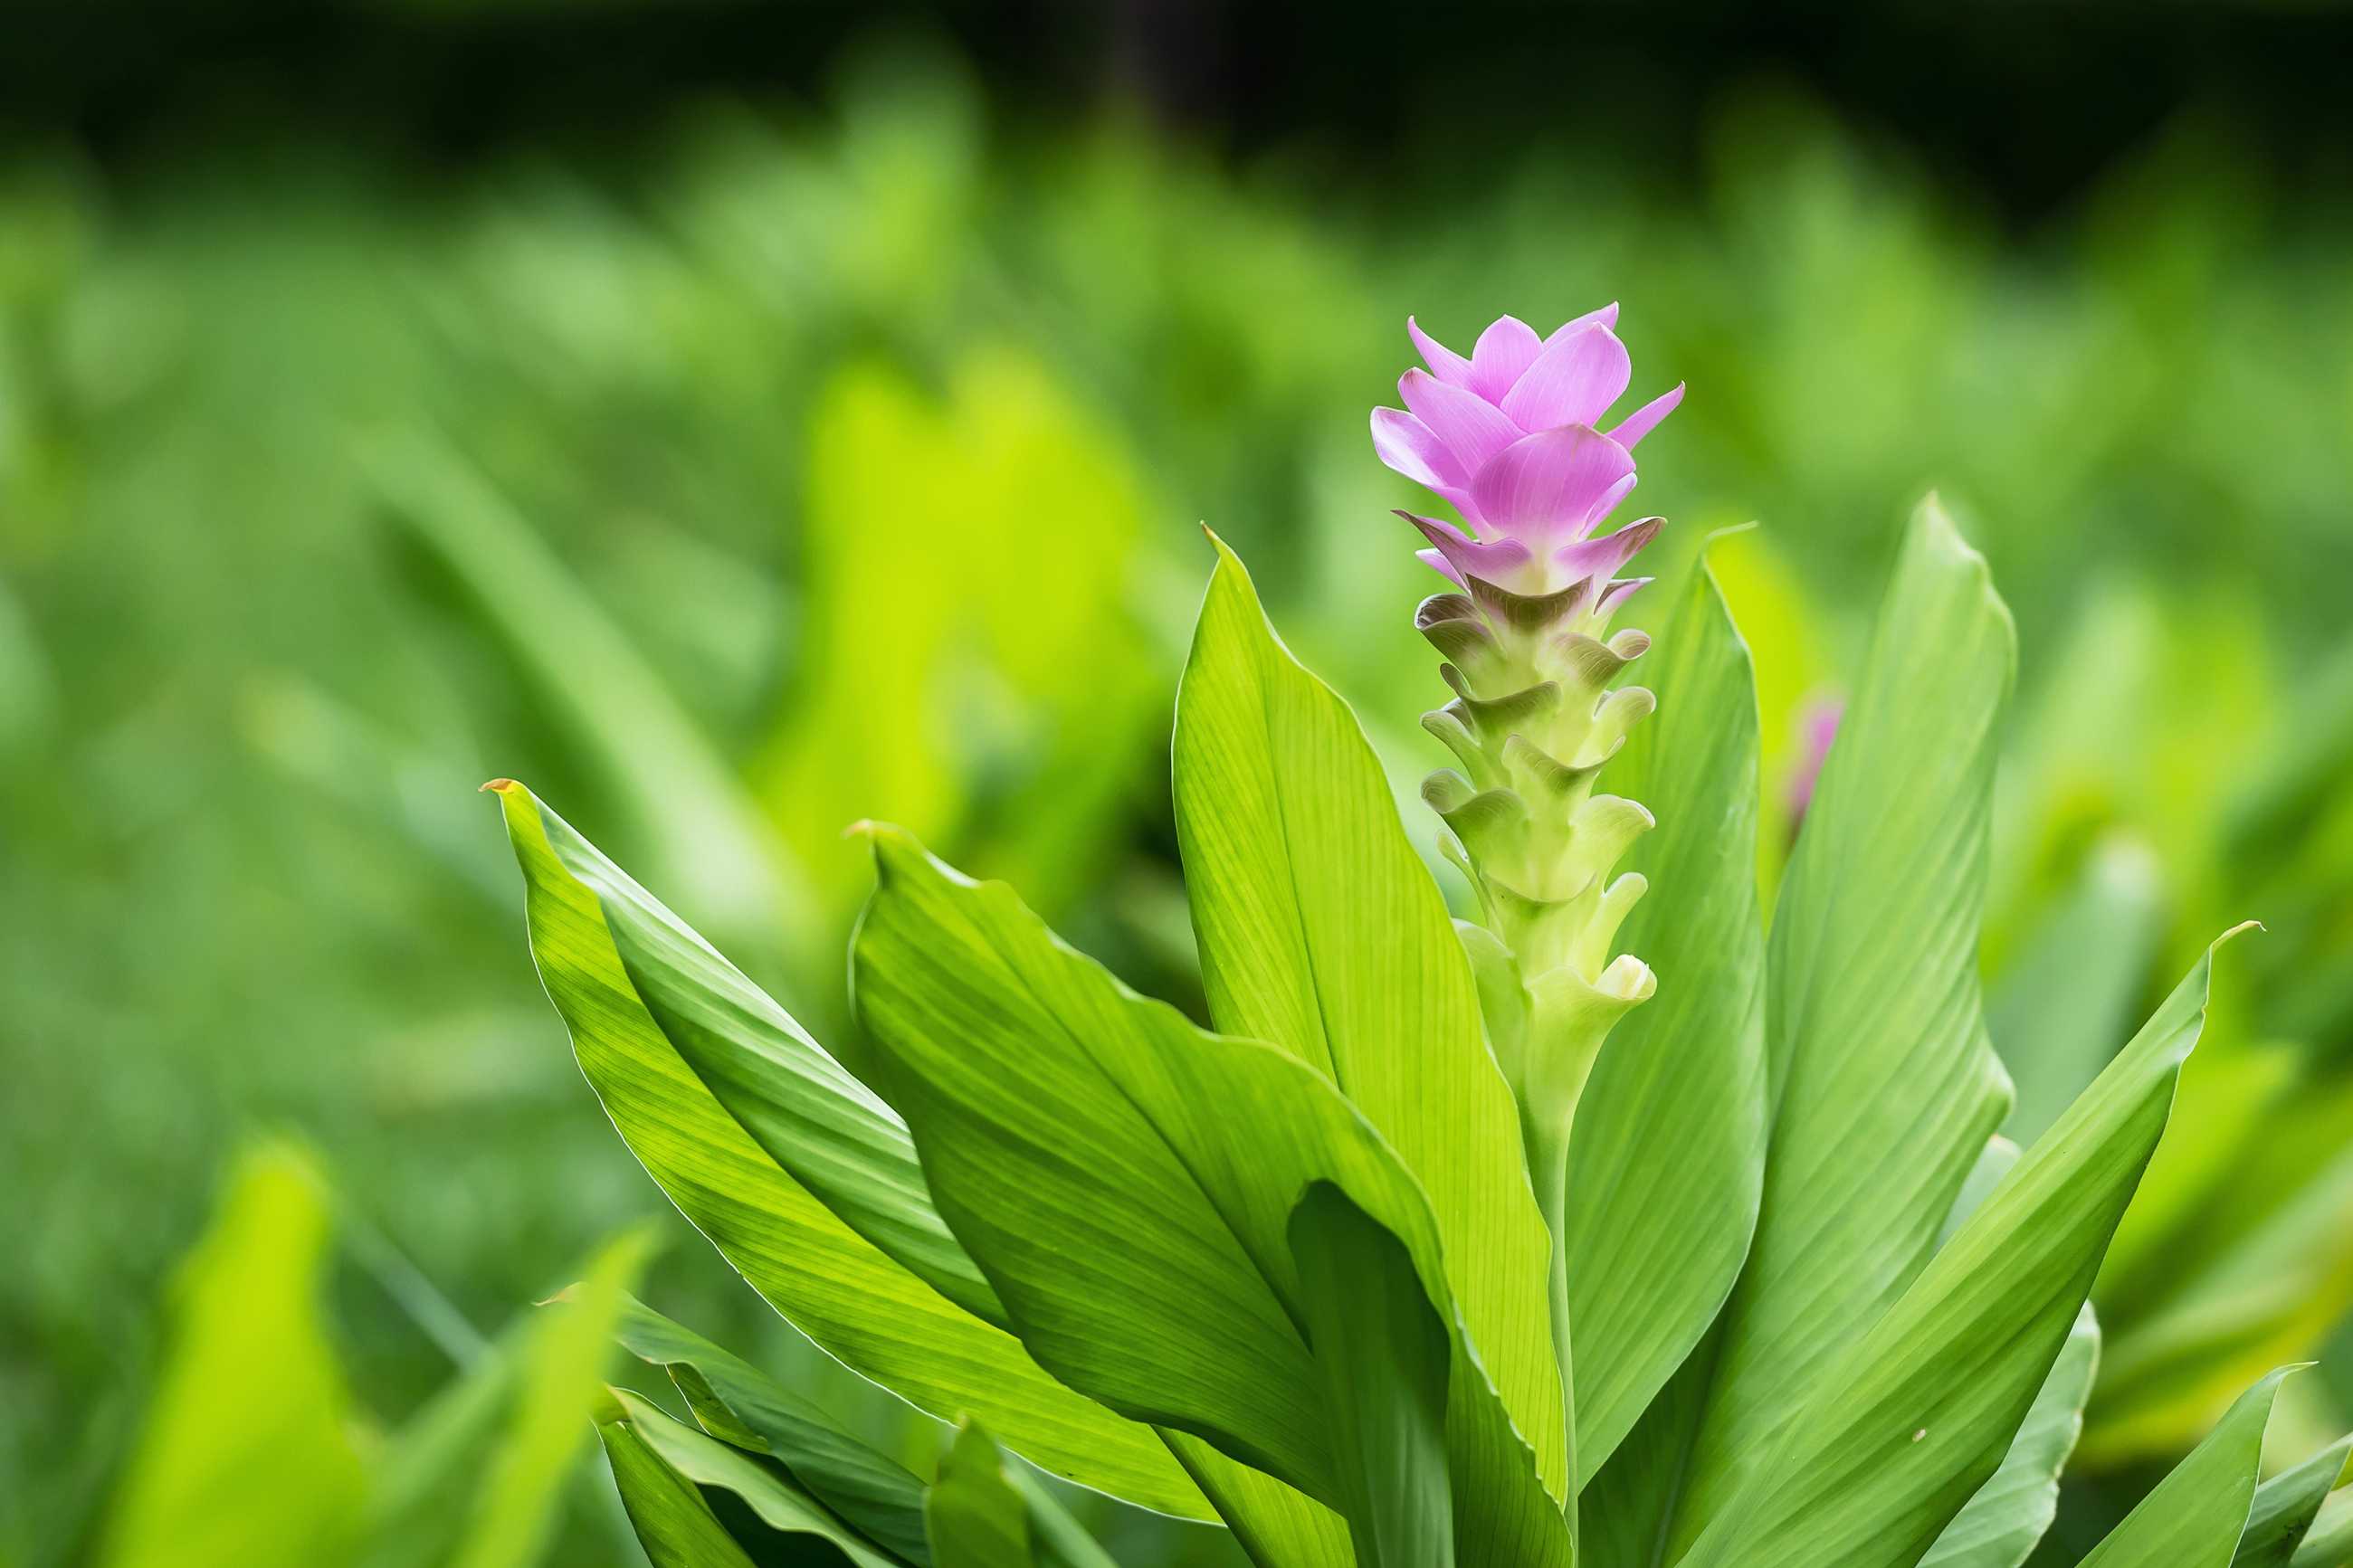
[{"x1": 1377, "y1": 307, "x2": 1678, "y2": 1362}]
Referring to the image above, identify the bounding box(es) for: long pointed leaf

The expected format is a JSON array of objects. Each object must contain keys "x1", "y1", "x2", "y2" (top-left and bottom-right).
[
  {"x1": 1662, "y1": 499, "x2": 2016, "y2": 1553},
  {"x1": 612, "y1": 1292, "x2": 936, "y2": 1564},
  {"x1": 1159, "y1": 1438, "x2": 1355, "y2": 1568},
  {"x1": 1289, "y1": 1183, "x2": 1456, "y2": 1568},
  {"x1": 2234, "y1": 1432, "x2": 2353, "y2": 1568},
  {"x1": 491, "y1": 781, "x2": 1205, "y2": 1518},
  {"x1": 1917, "y1": 1306, "x2": 2100, "y2": 1568},
  {"x1": 851, "y1": 829, "x2": 1571, "y2": 1565},
  {"x1": 1676, "y1": 937, "x2": 2243, "y2": 1568},
  {"x1": 2290, "y1": 1489, "x2": 2353, "y2": 1568},
  {"x1": 1561, "y1": 534, "x2": 1768, "y2": 1482},
  {"x1": 1171, "y1": 537, "x2": 1566, "y2": 1496},
  {"x1": 607, "y1": 1391, "x2": 903, "y2": 1567},
  {"x1": 2078, "y1": 1368, "x2": 2299, "y2": 1568},
  {"x1": 599, "y1": 1418, "x2": 760, "y2": 1568}
]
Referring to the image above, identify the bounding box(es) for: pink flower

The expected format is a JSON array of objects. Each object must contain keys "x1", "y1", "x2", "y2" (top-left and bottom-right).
[{"x1": 1373, "y1": 308, "x2": 1681, "y2": 594}]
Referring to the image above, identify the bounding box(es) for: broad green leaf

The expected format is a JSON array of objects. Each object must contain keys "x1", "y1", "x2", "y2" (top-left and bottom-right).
[
  {"x1": 1991, "y1": 837, "x2": 2166, "y2": 1149},
  {"x1": 2291, "y1": 1489, "x2": 2353, "y2": 1568},
  {"x1": 1562, "y1": 533, "x2": 1768, "y2": 1480},
  {"x1": 508, "y1": 778, "x2": 999, "y2": 1323},
  {"x1": 1917, "y1": 1306, "x2": 2100, "y2": 1568},
  {"x1": 490, "y1": 781, "x2": 1205, "y2": 1519},
  {"x1": 2235, "y1": 1432, "x2": 2353, "y2": 1567},
  {"x1": 1160, "y1": 1437, "x2": 1355, "y2": 1568},
  {"x1": 851, "y1": 829, "x2": 1571, "y2": 1566},
  {"x1": 2077, "y1": 1368, "x2": 2299, "y2": 1568},
  {"x1": 1662, "y1": 499, "x2": 2016, "y2": 1554},
  {"x1": 599, "y1": 1418, "x2": 759, "y2": 1568},
  {"x1": 1170, "y1": 536, "x2": 1565, "y2": 1496},
  {"x1": 97, "y1": 1141, "x2": 367, "y2": 1568},
  {"x1": 605, "y1": 1391, "x2": 900, "y2": 1567},
  {"x1": 1581, "y1": 1326, "x2": 1723, "y2": 1568},
  {"x1": 613, "y1": 1292, "x2": 935, "y2": 1563},
  {"x1": 614, "y1": 1299, "x2": 1119, "y2": 1568},
  {"x1": 1289, "y1": 1183, "x2": 1455, "y2": 1568},
  {"x1": 1675, "y1": 937, "x2": 2240, "y2": 1568},
  {"x1": 370, "y1": 428, "x2": 806, "y2": 951},
  {"x1": 928, "y1": 1422, "x2": 1034, "y2": 1568}
]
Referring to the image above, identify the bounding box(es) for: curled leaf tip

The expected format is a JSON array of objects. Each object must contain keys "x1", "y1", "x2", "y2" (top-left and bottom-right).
[
  {"x1": 843, "y1": 818, "x2": 880, "y2": 841},
  {"x1": 479, "y1": 777, "x2": 519, "y2": 794},
  {"x1": 2220, "y1": 918, "x2": 2265, "y2": 942}
]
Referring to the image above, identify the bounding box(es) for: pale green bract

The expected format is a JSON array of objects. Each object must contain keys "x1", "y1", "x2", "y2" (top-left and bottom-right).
[{"x1": 491, "y1": 489, "x2": 2348, "y2": 1568}]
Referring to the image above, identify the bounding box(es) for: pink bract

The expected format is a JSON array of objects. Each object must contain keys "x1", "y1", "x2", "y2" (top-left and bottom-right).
[{"x1": 1375, "y1": 309, "x2": 1681, "y2": 594}]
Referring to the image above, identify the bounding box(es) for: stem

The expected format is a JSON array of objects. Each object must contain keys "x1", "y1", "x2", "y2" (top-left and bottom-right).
[{"x1": 1528, "y1": 1107, "x2": 1578, "y2": 1509}]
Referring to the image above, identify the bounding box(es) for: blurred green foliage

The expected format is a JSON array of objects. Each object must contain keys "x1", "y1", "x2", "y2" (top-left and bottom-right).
[{"x1": 5, "y1": 37, "x2": 2352, "y2": 1568}]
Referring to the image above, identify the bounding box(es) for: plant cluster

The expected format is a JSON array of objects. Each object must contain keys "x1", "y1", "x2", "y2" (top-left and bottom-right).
[{"x1": 488, "y1": 312, "x2": 2353, "y2": 1566}]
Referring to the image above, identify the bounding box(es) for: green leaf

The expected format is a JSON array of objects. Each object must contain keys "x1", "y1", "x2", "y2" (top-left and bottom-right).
[
  {"x1": 1674, "y1": 937, "x2": 2242, "y2": 1568},
  {"x1": 1561, "y1": 532, "x2": 1768, "y2": 1481},
  {"x1": 97, "y1": 1141, "x2": 367, "y2": 1568},
  {"x1": 599, "y1": 1419, "x2": 760, "y2": 1568},
  {"x1": 612, "y1": 1292, "x2": 935, "y2": 1565},
  {"x1": 1288, "y1": 1183, "x2": 1456, "y2": 1568},
  {"x1": 927, "y1": 1422, "x2": 1035, "y2": 1568},
  {"x1": 1159, "y1": 1438, "x2": 1355, "y2": 1568},
  {"x1": 1916, "y1": 1305, "x2": 2100, "y2": 1568},
  {"x1": 2077, "y1": 1367, "x2": 2300, "y2": 1568},
  {"x1": 490, "y1": 781, "x2": 1206, "y2": 1519},
  {"x1": 446, "y1": 1227, "x2": 653, "y2": 1568},
  {"x1": 605, "y1": 1390, "x2": 901, "y2": 1566},
  {"x1": 1170, "y1": 536, "x2": 1566, "y2": 1497},
  {"x1": 850, "y1": 828, "x2": 1570, "y2": 1566},
  {"x1": 2290, "y1": 1488, "x2": 2353, "y2": 1568},
  {"x1": 2234, "y1": 1431, "x2": 2353, "y2": 1567},
  {"x1": 1659, "y1": 498, "x2": 2017, "y2": 1554}
]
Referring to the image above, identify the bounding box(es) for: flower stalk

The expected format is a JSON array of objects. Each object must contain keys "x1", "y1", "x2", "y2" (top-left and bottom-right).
[{"x1": 1374, "y1": 308, "x2": 1679, "y2": 1398}]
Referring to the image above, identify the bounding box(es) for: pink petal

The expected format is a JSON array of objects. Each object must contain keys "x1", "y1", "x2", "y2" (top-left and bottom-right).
[
  {"x1": 1407, "y1": 316, "x2": 1473, "y2": 386},
  {"x1": 1416, "y1": 546, "x2": 1462, "y2": 586},
  {"x1": 1545, "y1": 301, "x2": 1620, "y2": 343},
  {"x1": 1431, "y1": 483, "x2": 1483, "y2": 530},
  {"x1": 1596, "y1": 576, "x2": 1653, "y2": 617},
  {"x1": 1589, "y1": 471, "x2": 1640, "y2": 530},
  {"x1": 1401, "y1": 368, "x2": 1523, "y2": 476},
  {"x1": 1466, "y1": 316, "x2": 1544, "y2": 402},
  {"x1": 1371, "y1": 407, "x2": 1469, "y2": 489},
  {"x1": 1554, "y1": 517, "x2": 1662, "y2": 586},
  {"x1": 1400, "y1": 511, "x2": 1536, "y2": 584},
  {"x1": 1500, "y1": 324, "x2": 1633, "y2": 432},
  {"x1": 1608, "y1": 383, "x2": 1684, "y2": 450},
  {"x1": 1469, "y1": 427, "x2": 1637, "y2": 542}
]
